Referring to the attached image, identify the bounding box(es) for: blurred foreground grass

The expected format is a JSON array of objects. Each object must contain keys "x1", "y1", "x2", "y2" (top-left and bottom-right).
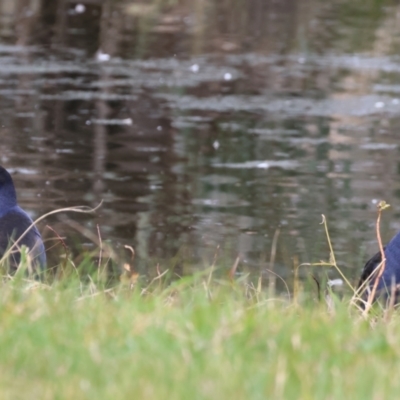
[{"x1": 0, "y1": 270, "x2": 399, "y2": 400}]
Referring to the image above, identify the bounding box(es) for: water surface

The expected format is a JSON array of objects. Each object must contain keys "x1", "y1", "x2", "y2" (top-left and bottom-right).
[{"x1": 1, "y1": 0, "x2": 400, "y2": 287}]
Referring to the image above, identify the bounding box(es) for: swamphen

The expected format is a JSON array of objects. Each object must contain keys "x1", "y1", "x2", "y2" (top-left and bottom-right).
[
  {"x1": 0, "y1": 166, "x2": 46, "y2": 270},
  {"x1": 359, "y1": 231, "x2": 400, "y2": 301}
]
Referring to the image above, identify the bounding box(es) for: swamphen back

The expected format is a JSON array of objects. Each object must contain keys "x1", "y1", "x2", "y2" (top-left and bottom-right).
[
  {"x1": 359, "y1": 231, "x2": 400, "y2": 300},
  {"x1": 0, "y1": 166, "x2": 46, "y2": 270}
]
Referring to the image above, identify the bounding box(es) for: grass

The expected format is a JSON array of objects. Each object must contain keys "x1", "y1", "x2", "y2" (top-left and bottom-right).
[
  {"x1": 0, "y1": 272, "x2": 397, "y2": 400},
  {"x1": 0, "y1": 205, "x2": 396, "y2": 399}
]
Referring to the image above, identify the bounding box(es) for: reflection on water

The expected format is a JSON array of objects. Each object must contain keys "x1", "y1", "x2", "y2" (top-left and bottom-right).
[{"x1": 0, "y1": 0, "x2": 400, "y2": 286}]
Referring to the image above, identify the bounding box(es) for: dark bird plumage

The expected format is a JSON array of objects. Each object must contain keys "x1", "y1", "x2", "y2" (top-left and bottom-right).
[
  {"x1": 359, "y1": 231, "x2": 400, "y2": 300},
  {"x1": 0, "y1": 166, "x2": 46, "y2": 270}
]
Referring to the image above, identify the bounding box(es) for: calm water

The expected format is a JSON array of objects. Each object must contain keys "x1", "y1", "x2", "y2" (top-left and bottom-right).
[{"x1": 1, "y1": 0, "x2": 400, "y2": 285}]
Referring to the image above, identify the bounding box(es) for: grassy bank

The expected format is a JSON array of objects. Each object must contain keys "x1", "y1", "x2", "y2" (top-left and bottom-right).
[{"x1": 0, "y1": 273, "x2": 398, "y2": 400}]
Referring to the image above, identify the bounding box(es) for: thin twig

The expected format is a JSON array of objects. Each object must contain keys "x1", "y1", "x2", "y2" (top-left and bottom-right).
[
  {"x1": 268, "y1": 228, "x2": 280, "y2": 294},
  {"x1": 46, "y1": 225, "x2": 70, "y2": 276},
  {"x1": 45, "y1": 226, "x2": 68, "y2": 255},
  {"x1": 264, "y1": 268, "x2": 291, "y2": 301},
  {"x1": 363, "y1": 201, "x2": 390, "y2": 316},
  {"x1": 207, "y1": 245, "x2": 220, "y2": 287},
  {"x1": 97, "y1": 224, "x2": 103, "y2": 281},
  {"x1": 299, "y1": 215, "x2": 354, "y2": 292},
  {"x1": 228, "y1": 256, "x2": 240, "y2": 281},
  {"x1": 293, "y1": 256, "x2": 299, "y2": 306},
  {"x1": 123, "y1": 246, "x2": 137, "y2": 289}
]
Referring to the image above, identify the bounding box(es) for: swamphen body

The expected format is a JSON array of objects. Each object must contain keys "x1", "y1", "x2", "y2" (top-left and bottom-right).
[
  {"x1": 359, "y1": 231, "x2": 400, "y2": 299},
  {"x1": 0, "y1": 166, "x2": 46, "y2": 270}
]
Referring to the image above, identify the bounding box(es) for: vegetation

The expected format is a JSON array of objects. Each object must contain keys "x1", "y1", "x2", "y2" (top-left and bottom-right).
[
  {"x1": 0, "y1": 261, "x2": 396, "y2": 399},
  {"x1": 0, "y1": 206, "x2": 396, "y2": 399}
]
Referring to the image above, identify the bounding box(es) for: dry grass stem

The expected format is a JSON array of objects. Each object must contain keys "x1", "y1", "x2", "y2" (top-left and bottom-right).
[
  {"x1": 268, "y1": 228, "x2": 280, "y2": 294},
  {"x1": 363, "y1": 201, "x2": 390, "y2": 316}
]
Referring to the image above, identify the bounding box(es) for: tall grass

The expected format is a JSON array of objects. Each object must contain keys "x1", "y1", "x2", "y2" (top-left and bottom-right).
[
  {"x1": 0, "y1": 204, "x2": 397, "y2": 399},
  {"x1": 0, "y1": 274, "x2": 399, "y2": 400}
]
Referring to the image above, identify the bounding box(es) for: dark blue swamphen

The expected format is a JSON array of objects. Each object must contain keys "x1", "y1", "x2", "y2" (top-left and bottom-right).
[
  {"x1": 358, "y1": 231, "x2": 400, "y2": 301},
  {"x1": 0, "y1": 166, "x2": 46, "y2": 270}
]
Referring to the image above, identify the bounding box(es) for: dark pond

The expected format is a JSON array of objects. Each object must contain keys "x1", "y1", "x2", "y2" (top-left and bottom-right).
[{"x1": 1, "y1": 0, "x2": 400, "y2": 286}]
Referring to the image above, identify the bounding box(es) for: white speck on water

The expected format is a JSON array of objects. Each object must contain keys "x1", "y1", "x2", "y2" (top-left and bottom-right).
[
  {"x1": 224, "y1": 72, "x2": 232, "y2": 81},
  {"x1": 91, "y1": 118, "x2": 132, "y2": 125},
  {"x1": 123, "y1": 118, "x2": 132, "y2": 125},
  {"x1": 360, "y1": 142, "x2": 397, "y2": 150},
  {"x1": 157, "y1": 126, "x2": 162, "y2": 131},
  {"x1": 298, "y1": 57, "x2": 305, "y2": 64},
  {"x1": 213, "y1": 140, "x2": 220, "y2": 150},
  {"x1": 213, "y1": 159, "x2": 298, "y2": 170},
  {"x1": 371, "y1": 199, "x2": 378, "y2": 204},
  {"x1": 190, "y1": 64, "x2": 199, "y2": 73},
  {"x1": 86, "y1": 120, "x2": 91, "y2": 125},
  {"x1": 375, "y1": 101, "x2": 385, "y2": 108},
  {"x1": 75, "y1": 4, "x2": 85, "y2": 13},
  {"x1": 46, "y1": 181, "x2": 50, "y2": 185},
  {"x1": 392, "y1": 98, "x2": 399, "y2": 105},
  {"x1": 96, "y1": 50, "x2": 110, "y2": 62}
]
